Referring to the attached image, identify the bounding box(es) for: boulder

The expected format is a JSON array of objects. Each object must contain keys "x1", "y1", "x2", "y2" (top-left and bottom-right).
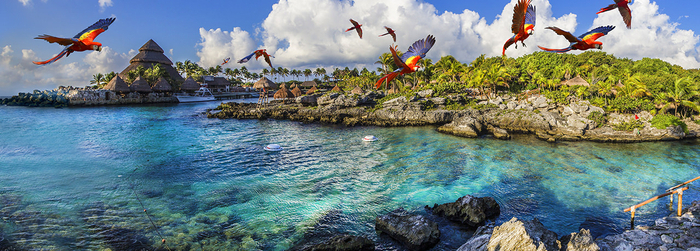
[
  {"x1": 301, "y1": 235, "x2": 374, "y2": 251},
  {"x1": 331, "y1": 94, "x2": 359, "y2": 108},
  {"x1": 417, "y1": 89, "x2": 434, "y2": 98},
  {"x1": 317, "y1": 93, "x2": 340, "y2": 106},
  {"x1": 429, "y1": 195, "x2": 500, "y2": 227},
  {"x1": 487, "y1": 217, "x2": 561, "y2": 251},
  {"x1": 437, "y1": 116, "x2": 484, "y2": 138},
  {"x1": 296, "y1": 94, "x2": 321, "y2": 106},
  {"x1": 560, "y1": 229, "x2": 599, "y2": 251},
  {"x1": 488, "y1": 125, "x2": 511, "y2": 140},
  {"x1": 457, "y1": 222, "x2": 494, "y2": 251},
  {"x1": 375, "y1": 208, "x2": 440, "y2": 251}
]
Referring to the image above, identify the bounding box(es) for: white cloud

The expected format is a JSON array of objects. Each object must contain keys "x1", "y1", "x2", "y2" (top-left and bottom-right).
[
  {"x1": 99, "y1": 0, "x2": 113, "y2": 11},
  {"x1": 18, "y1": 0, "x2": 31, "y2": 6},
  {"x1": 196, "y1": 27, "x2": 256, "y2": 68},
  {"x1": 0, "y1": 46, "x2": 134, "y2": 96}
]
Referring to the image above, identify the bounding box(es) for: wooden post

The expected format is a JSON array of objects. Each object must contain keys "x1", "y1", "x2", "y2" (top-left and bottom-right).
[
  {"x1": 678, "y1": 189, "x2": 683, "y2": 217},
  {"x1": 670, "y1": 194, "x2": 674, "y2": 211},
  {"x1": 630, "y1": 206, "x2": 635, "y2": 229}
]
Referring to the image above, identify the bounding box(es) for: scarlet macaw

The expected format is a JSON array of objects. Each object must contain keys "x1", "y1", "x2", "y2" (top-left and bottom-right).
[
  {"x1": 346, "y1": 19, "x2": 363, "y2": 39},
  {"x1": 33, "y1": 17, "x2": 116, "y2": 65},
  {"x1": 538, "y1": 26, "x2": 615, "y2": 53},
  {"x1": 237, "y1": 49, "x2": 274, "y2": 69},
  {"x1": 503, "y1": 0, "x2": 536, "y2": 56},
  {"x1": 379, "y1": 26, "x2": 397, "y2": 42},
  {"x1": 375, "y1": 35, "x2": 436, "y2": 89},
  {"x1": 597, "y1": 0, "x2": 632, "y2": 29},
  {"x1": 221, "y1": 57, "x2": 230, "y2": 66}
]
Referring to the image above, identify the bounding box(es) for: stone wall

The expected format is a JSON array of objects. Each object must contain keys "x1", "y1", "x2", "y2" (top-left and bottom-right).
[{"x1": 1, "y1": 86, "x2": 177, "y2": 107}]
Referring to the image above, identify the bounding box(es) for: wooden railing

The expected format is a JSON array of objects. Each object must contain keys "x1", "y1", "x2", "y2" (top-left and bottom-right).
[{"x1": 623, "y1": 175, "x2": 698, "y2": 228}]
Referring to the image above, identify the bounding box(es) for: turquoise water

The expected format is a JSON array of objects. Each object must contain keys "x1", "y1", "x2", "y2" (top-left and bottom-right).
[{"x1": 1, "y1": 101, "x2": 699, "y2": 250}]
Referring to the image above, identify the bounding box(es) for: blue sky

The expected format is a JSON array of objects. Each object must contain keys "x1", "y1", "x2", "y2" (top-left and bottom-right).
[{"x1": 1, "y1": 0, "x2": 700, "y2": 96}]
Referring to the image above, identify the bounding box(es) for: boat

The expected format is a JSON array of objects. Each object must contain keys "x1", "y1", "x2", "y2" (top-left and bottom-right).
[
  {"x1": 362, "y1": 135, "x2": 378, "y2": 142},
  {"x1": 176, "y1": 84, "x2": 216, "y2": 103},
  {"x1": 264, "y1": 144, "x2": 283, "y2": 151}
]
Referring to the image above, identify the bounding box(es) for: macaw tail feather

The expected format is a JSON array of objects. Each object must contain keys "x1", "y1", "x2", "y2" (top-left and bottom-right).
[
  {"x1": 375, "y1": 72, "x2": 399, "y2": 89},
  {"x1": 538, "y1": 46, "x2": 572, "y2": 53},
  {"x1": 33, "y1": 49, "x2": 69, "y2": 65},
  {"x1": 503, "y1": 37, "x2": 517, "y2": 56},
  {"x1": 596, "y1": 4, "x2": 618, "y2": 14}
]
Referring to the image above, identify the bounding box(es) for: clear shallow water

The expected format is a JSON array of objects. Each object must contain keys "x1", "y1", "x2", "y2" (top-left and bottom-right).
[{"x1": 1, "y1": 101, "x2": 699, "y2": 250}]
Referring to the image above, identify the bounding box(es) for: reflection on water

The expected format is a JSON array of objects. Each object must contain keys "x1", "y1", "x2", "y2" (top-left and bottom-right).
[{"x1": 0, "y1": 102, "x2": 698, "y2": 250}]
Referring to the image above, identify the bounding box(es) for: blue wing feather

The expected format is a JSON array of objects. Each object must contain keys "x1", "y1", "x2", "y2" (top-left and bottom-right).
[
  {"x1": 237, "y1": 52, "x2": 255, "y2": 64},
  {"x1": 524, "y1": 5, "x2": 536, "y2": 26},
  {"x1": 401, "y1": 35, "x2": 436, "y2": 62},
  {"x1": 577, "y1": 25, "x2": 615, "y2": 39},
  {"x1": 73, "y1": 18, "x2": 116, "y2": 38}
]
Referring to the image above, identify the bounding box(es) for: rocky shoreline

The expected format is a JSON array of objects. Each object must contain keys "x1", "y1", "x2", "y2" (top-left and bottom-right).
[
  {"x1": 208, "y1": 90, "x2": 700, "y2": 143},
  {"x1": 1, "y1": 86, "x2": 176, "y2": 107}
]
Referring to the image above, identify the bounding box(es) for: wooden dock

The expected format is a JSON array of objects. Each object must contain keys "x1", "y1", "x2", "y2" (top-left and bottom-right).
[{"x1": 214, "y1": 92, "x2": 259, "y2": 100}]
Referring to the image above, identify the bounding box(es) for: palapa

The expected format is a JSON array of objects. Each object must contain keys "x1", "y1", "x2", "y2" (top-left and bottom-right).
[
  {"x1": 253, "y1": 77, "x2": 278, "y2": 90},
  {"x1": 152, "y1": 77, "x2": 172, "y2": 92},
  {"x1": 181, "y1": 77, "x2": 200, "y2": 91},
  {"x1": 130, "y1": 76, "x2": 152, "y2": 93},
  {"x1": 103, "y1": 75, "x2": 130, "y2": 93},
  {"x1": 561, "y1": 76, "x2": 590, "y2": 87},
  {"x1": 273, "y1": 85, "x2": 294, "y2": 99},
  {"x1": 118, "y1": 39, "x2": 183, "y2": 82},
  {"x1": 291, "y1": 86, "x2": 302, "y2": 97},
  {"x1": 331, "y1": 85, "x2": 342, "y2": 92},
  {"x1": 305, "y1": 86, "x2": 318, "y2": 95},
  {"x1": 301, "y1": 81, "x2": 317, "y2": 87},
  {"x1": 351, "y1": 86, "x2": 363, "y2": 95}
]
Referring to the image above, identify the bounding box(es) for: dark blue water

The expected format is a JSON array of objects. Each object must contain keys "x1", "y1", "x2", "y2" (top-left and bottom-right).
[{"x1": 1, "y1": 100, "x2": 699, "y2": 250}]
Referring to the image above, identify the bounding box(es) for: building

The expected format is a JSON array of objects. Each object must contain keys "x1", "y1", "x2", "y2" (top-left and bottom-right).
[{"x1": 119, "y1": 39, "x2": 183, "y2": 83}]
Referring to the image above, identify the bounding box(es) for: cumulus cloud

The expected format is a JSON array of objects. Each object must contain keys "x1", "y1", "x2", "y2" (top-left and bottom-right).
[
  {"x1": 99, "y1": 0, "x2": 113, "y2": 12},
  {"x1": 0, "y1": 46, "x2": 134, "y2": 96},
  {"x1": 18, "y1": 0, "x2": 31, "y2": 6},
  {"x1": 196, "y1": 0, "x2": 700, "y2": 72}
]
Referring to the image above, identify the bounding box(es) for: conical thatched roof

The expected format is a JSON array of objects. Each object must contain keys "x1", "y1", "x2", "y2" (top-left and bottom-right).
[
  {"x1": 181, "y1": 77, "x2": 200, "y2": 91},
  {"x1": 291, "y1": 87, "x2": 302, "y2": 97},
  {"x1": 103, "y1": 75, "x2": 130, "y2": 93},
  {"x1": 274, "y1": 86, "x2": 294, "y2": 99},
  {"x1": 119, "y1": 40, "x2": 183, "y2": 82},
  {"x1": 289, "y1": 83, "x2": 297, "y2": 89},
  {"x1": 305, "y1": 86, "x2": 318, "y2": 95},
  {"x1": 253, "y1": 77, "x2": 278, "y2": 89},
  {"x1": 331, "y1": 85, "x2": 342, "y2": 92},
  {"x1": 152, "y1": 77, "x2": 172, "y2": 92},
  {"x1": 562, "y1": 76, "x2": 590, "y2": 87},
  {"x1": 301, "y1": 81, "x2": 317, "y2": 87},
  {"x1": 130, "y1": 76, "x2": 152, "y2": 93},
  {"x1": 351, "y1": 86, "x2": 363, "y2": 95}
]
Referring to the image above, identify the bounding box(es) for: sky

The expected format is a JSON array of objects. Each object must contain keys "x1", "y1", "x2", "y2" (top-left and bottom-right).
[{"x1": 1, "y1": 0, "x2": 700, "y2": 96}]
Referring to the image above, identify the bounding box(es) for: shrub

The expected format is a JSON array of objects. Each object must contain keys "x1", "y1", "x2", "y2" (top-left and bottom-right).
[
  {"x1": 613, "y1": 120, "x2": 644, "y2": 132},
  {"x1": 587, "y1": 111, "x2": 608, "y2": 128},
  {"x1": 651, "y1": 114, "x2": 688, "y2": 133}
]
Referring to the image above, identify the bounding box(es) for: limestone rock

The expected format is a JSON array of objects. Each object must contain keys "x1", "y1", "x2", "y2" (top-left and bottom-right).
[
  {"x1": 375, "y1": 208, "x2": 440, "y2": 251},
  {"x1": 487, "y1": 217, "x2": 561, "y2": 251},
  {"x1": 560, "y1": 229, "x2": 599, "y2": 251},
  {"x1": 430, "y1": 195, "x2": 500, "y2": 227},
  {"x1": 301, "y1": 235, "x2": 374, "y2": 251}
]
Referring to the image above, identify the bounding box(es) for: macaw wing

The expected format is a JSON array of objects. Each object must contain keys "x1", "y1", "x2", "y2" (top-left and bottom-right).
[
  {"x1": 390, "y1": 32, "x2": 396, "y2": 42},
  {"x1": 596, "y1": 3, "x2": 618, "y2": 14},
  {"x1": 579, "y1": 25, "x2": 615, "y2": 42},
  {"x1": 524, "y1": 4, "x2": 536, "y2": 27},
  {"x1": 356, "y1": 27, "x2": 363, "y2": 38},
  {"x1": 237, "y1": 52, "x2": 255, "y2": 63},
  {"x1": 35, "y1": 35, "x2": 77, "y2": 46},
  {"x1": 617, "y1": 4, "x2": 632, "y2": 28},
  {"x1": 389, "y1": 45, "x2": 408, "y2": 70},
  {"x1": 74, "y1": 17, "x2": 115, "y2": 43},
  {"x1": 401, "y1": 34, "x2": 435, "y2": 62},
  {"x1": 350, "y1": 19, "x2": 359, "y2": 27},
  {"x1": 546, "y1": 27, "x2": 580, "y2": 43},
  {"x1": 511, "y1": 0, "x2": 531, "y2": 34},
  {"x1": 263, "y1": 54, "x2": 274, "y2": 69}
]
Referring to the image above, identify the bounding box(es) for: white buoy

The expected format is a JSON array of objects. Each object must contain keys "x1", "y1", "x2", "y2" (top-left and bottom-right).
[
  {"x1": 264, "y1": 144, "x2": 283, "y2": 151},
  {"x1": 362, "y1": 135, "x2": 378, "y2": 142}
]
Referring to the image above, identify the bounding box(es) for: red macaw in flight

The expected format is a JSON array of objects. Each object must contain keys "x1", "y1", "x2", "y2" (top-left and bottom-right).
[
  {"x1": 33, "y1": 17, "x2": 116, "y2": 65},
  {"x1": 538, "y1": 26, "x2": 615, "y2": 53},
  {"x1": 375, "y1": 35, "x2": 436, "y2": 89},
  {"x1": 597, "y1": 0, "x2": 632, "y2": 29},
  {"x1": 503, "y1": 0, "x2": 536, "y2": 56},
  {"x1": 346, "y1": 19, "x2": 363, "y2": 39},
  {"x1": 379, "y1": 26, "x2": 397, "y2": 42},
  {"x1": 221, "y1": 57, "x2": 230, "y2": 66},
  {"x1": 237, "y1": 49, "x2": 274, "y2": 69}
]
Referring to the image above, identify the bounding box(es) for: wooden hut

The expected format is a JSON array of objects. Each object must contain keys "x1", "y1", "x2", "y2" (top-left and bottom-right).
[
  {"x1": 254, "y1": 77, "x2": 277, "y2": 105},
  {"x1": 351, "y1": 86, "x2": 363, "y2": 95},
  {"x1": 130, "y1": 76, "x2": 152, "y2": 93},
  {"x1": 119, "y1": 40, "x2": 183, "y2": 82},
  {"x1": 291, "y1": 86, "x2": 302, "y2": 97},
  {"x1": 305, "y1": 86, "x2": 318, "y2": 95},
  {"x1": 301, "y1": 81, "x2": 317, "y2": 88},
  {"x1": 561, "y1": 76, "x2": 590, "y2": 87},
  {"x1": 181, "y1": 77, "x2": 200, "y2": 92},
  {"x1": 274, "y1": 85, "x2": 294, "y2": 101},
  {"x1": 152, "y1": 77, "x2": 172, "y2": 92},
  {"x1": 103, "y1": 75, "x2": 130, "y2": 93},
  {"x1": 331, "y1": 85, "x2": 342, "y2": 92}
]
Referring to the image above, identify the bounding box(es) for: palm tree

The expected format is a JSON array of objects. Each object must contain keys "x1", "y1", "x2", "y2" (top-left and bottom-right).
[
  {"x1": 303, "y1": 69, "x2": 312, "y2": 81},
  {"x1": 661, "y1": 76, "x2": 700, "y2": 117},
  {"x1": 484, "y1": 64, "x2": 511, "y2": 97},
  {"x1": 90, "y1": 73, "x2": 105, "y2": 86}
]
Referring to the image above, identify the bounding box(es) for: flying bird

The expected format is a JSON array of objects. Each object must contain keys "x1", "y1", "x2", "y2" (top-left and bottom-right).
[
  {"x1": 33, "y1": 17, "x2": 116, "y2": 65},
  {"x1": 538, "y1": 26, "x2": 616, "y2": 53},
  {"x1": 375, "y1": 35, "x2": 436, "y2": 89},
  {"x1": 346, "y1": 19, "x2": 363, "y2": 38},
  {"x1": 503, "y1": 0, "x2": 536, "y2": 56},
  {"x1": 597, "y1": 0, "x2": 632, "y2": 29},
  {"x1": 221, "y1": 57, "x2": 230, "y2": 66},
  {"x1": 379, "y1": 26, "x2": 397, "y2": 42},
  {"x1": 237, "y1": 49, "x2": 274, "y2": 69}
]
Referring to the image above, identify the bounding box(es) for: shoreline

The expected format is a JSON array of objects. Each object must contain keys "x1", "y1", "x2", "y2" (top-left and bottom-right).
[{"x1": 207, "y1": 90, "x2": 700, "y2": 143}]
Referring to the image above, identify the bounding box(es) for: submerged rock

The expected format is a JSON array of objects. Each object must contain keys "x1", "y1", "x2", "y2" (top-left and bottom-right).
[
  {"x1": 375, "y1": 208, "x2": 440, "y2": 251},
  {"x1": 301, "y1": 235, "x2": 374, "y2": 251},
  {"x1": 429, "y1": 195, "x2": 500, "y2": 227}
]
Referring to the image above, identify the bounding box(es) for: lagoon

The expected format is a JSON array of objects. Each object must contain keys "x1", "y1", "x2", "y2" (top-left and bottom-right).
[{"x1": 0, "y1": 100, "x2": 698, "y2": 250}]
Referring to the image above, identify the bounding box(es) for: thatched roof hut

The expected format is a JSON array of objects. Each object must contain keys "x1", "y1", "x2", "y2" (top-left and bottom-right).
[
  {"x1": 152, "y1": 77, "x2": 172, "y2": 92},
  {"x1": 351, "y1": 86, "x2": 363, "y2": 95},
  {"x1": 291, "y1": 86, "x2": 302, "y2": 97},
  {"x1": 301, "y1": 81, "x2": 317, "y2": 87},
  {"x1": 331, "y1": 85, "x2": 342, "y2": 92},
  {"x1": 119, "y1": 40, "x2": 183, "y2": 82},
  {"x1": 305, "y1": 86, "x2": 318, "y2": 95},
  {"x1": 274, "y1": 85, "x2": 294, "y2": 99},
  {"x1": 103, "y1": 75, "x2": 130, "y2": 93},
  {"x1": 561, "y1": 76, "x2": 590, "y2": 87},
  {"x1": 253, "y1": 77, "x2": 277, "y2": 90},
  {"x1": 181, "y1": 77, "x2": 200, "y2": 92},
  {"x1": 130, "y1": 76, "x2": 152, "y2": 93}
]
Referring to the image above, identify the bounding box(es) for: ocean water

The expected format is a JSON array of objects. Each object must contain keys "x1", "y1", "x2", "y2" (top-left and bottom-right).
[{"x1": 0, "y1": 100, "x2": 699, "y2": 250}]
